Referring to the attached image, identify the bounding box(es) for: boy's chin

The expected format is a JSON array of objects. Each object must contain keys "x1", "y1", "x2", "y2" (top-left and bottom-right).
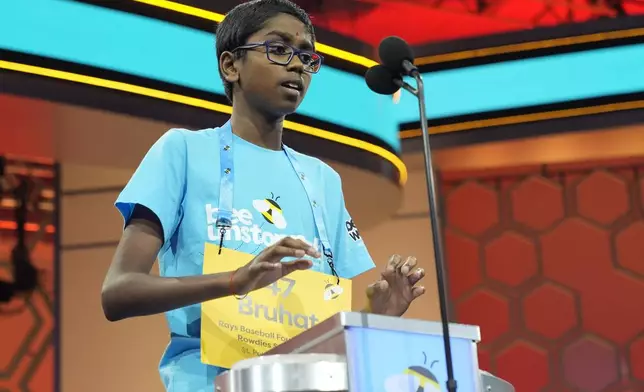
[{"x1": 271, "y1": 101, "x2": 302, "y2": 118}]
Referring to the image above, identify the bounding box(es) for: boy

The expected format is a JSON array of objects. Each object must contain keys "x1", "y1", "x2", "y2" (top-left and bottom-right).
[{"x1": 101, "y1": 1, "x2": 426, "y2": 391}]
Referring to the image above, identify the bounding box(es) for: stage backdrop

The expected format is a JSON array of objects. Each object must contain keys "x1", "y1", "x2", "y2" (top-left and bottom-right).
[
  {"x1": 442, "y1": 157, "x2": 644, "y2": 392},
  {"x1": 0, "y1": 160, "x2": 57, "y2": 392}
]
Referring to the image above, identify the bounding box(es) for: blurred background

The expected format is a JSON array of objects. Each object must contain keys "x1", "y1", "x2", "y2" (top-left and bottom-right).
[{"x1": 1, "y1": 0, "x2": 644, "y2": 391}]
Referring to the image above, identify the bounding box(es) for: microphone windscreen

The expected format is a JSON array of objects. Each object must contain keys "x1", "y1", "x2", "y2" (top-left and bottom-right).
[
  {"x1": 379, "y1": 36, "x2": 414, "y2": 73},
  {"x1": 365, "y1": 65, "x2": 399, "y2": 95}
]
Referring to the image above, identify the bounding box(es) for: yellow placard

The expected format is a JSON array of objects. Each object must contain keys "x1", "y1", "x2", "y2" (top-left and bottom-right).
[{"x1": 200, "y1": 242, "x2": 352, "y2": 368}]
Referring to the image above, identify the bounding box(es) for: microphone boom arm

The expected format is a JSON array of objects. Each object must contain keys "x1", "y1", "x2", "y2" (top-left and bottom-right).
[
  {"x1": 370, "y1": 34, "x2": 458, "y2": 391},
  {"x1": 393, "y1": 78, "x2": 418, "y2": 96},
  {"x1": 406, "y1": 72, "x2": 459, "y2": 392}
]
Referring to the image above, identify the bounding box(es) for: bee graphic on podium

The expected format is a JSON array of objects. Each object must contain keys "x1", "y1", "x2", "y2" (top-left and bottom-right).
[
  {"x1": 253, "y1": 193, "x2": 287, "y2": 229},
  {"x1": 384, "y1": 352, "x2": 441, "y2": 392}
]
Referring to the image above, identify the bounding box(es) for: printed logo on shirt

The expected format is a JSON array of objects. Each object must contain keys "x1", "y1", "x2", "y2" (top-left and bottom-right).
[
  {"x1": 252, "y1": 193, "x2": 287, "y2": 229},
  {"x1": 345, "y1": 219, "x2": 361, "y2": 242},
  {"x1": 205, "y1": 201, "x2": 322, "y2": 261}
]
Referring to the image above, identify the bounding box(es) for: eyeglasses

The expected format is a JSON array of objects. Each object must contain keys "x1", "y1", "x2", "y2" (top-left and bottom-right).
[{"x1": 232, "y1": 40, "x2": 323, "y2": 74}]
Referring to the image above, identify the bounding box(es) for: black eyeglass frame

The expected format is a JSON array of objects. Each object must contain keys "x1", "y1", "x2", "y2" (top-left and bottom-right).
[{"x1": 232, "y1": 40, "x2": 324, "y2": 74}]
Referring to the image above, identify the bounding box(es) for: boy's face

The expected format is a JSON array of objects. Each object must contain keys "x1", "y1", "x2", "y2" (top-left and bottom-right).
[{"x1": 236, "y1": 13, "x2": 315, "y2": 116}]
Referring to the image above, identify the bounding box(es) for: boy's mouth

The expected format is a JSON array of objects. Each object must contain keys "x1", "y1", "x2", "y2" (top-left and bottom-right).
[{"x1": 280, "y1": 79, "x2": 303, "y2": 92}]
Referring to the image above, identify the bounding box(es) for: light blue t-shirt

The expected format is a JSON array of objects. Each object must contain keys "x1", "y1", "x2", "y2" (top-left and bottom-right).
[{"x1": 114, "y1": 120, "x2": 375, "y2": 391}]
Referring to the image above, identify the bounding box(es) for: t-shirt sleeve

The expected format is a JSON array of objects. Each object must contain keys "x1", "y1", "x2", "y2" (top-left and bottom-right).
[
  {"x1": 115, "y1": 129, "x2": 187, "y2": 244},
  {"x1": 331, "y1": 177, "x2": 376, "y2": 279}
]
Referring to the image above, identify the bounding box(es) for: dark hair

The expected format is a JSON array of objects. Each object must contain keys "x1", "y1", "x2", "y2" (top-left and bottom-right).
[{"x1": 216, "y1": 0, "x2": 315, "y2": 102}]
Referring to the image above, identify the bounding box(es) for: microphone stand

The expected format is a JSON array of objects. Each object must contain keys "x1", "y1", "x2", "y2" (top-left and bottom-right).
[{"x1": 394, "y1": 75, "x2": 458, "y2": 392}]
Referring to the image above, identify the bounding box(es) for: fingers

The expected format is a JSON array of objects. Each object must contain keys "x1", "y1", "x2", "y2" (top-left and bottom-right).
[
  {"x1": 264, "y1": 237, "x2": 320, "y2": 260},
  {"x1": 281, "y1": 258, "x2": 313, "y2": 274},
  {"x1": 385, "y1": 254, "x2": 400, "y2": 274},
  {"x1": 268, "y1": 245, "x2": 307, "y2": 259},
  {"x1": 279, "y1": 237, "x2": 321, "y2": 258},
  {"x1": 366, "y1": 279, "x2": 388, "y2": 298},
  {"x1": 255, "y1": 258, "x2": 312, "y2": 272},
  {"x1": 252, "y1": 237, "x2": 318, "y2": 275},
  {"x1": 400, "y1": 256, "x2": 417, "y2": 275},
  {"x1": 366, "y1": 281, "x2": 376, "y2": 298},
  {"x1": 384, "y1": 255, "x2": 417, "y2": 277},
  {"x1": 254, "y1": 261, "x2": 281, "y2": 271},
  {"x1": 408, "y1": 267, "x2": 425, "y2": 286},
  {"x1": 412, "y1": 285, "x2": 426, "y2": 299}
]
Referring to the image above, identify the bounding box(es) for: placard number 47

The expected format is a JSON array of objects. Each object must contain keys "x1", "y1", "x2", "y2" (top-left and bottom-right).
[{"x1": 268, "y1": 277, "x2": 296, "y2": 297}]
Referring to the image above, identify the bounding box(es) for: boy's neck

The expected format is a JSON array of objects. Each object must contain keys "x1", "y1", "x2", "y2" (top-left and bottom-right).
[{"x1": 230, "y1": 96, "x2": 284, "y2": 151}]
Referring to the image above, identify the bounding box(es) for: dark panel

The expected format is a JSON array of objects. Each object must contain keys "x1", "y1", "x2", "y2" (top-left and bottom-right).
[
  {"x1": 417, "y1": 34, "x2": 644, "y2": 72},
  {"x1": 401, "y1": 107, "x2": 644, "y2": 152},
  {"x1": 413, "y1": 15, "x2": 644, "y2": 58},
  {"x1": 399, "y1": 92, "x2": 644, "y2": 133}
]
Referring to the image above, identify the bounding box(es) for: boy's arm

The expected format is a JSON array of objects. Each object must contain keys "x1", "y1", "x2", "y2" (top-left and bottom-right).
[
  {"x1": 101, "y1": 205, "x2": 237, "y2": 321},
  {"x1": 100, "y1": 129, "x2": 237, "y2": 321},
  {"x1": 101, "y1": 205, "x2": 316, "y2": 321}
]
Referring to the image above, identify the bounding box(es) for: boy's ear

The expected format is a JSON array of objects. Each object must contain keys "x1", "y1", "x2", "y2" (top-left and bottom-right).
[{"x1": 219, "y1": 51, "x2": 239, "y2": 83}]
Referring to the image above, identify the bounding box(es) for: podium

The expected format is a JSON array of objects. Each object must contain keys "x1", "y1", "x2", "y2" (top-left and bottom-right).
[{"x1": 215, "y1": 312, "x2": 514, "y2": 392}]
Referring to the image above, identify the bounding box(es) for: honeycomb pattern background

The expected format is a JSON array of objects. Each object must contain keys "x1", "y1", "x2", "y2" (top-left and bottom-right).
[{"x1": 442, "y1": 158, "x2": 644, "y2": 392}]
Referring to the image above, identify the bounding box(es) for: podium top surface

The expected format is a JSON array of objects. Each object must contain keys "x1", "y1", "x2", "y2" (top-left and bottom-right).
[
  {"x1": 266, "y1": 312, "x2": 480, "y2": 356},
  {"x1": 336, "y1": 312, "x2": 480, "y2": 341}
]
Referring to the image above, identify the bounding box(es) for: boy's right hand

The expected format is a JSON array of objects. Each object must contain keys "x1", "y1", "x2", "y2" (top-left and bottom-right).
[{"x1": 231, "y1": 237, "x2": 320, "y2": 296}]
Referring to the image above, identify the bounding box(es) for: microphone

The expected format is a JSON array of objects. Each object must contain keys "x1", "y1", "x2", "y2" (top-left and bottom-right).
[
  {"x1": 365, "y1": 65, "x2": 400, "y2": 95},
  {"x1": 366, "y1": 37, "x2": 458, "y2": 392},
  {"x1": 379, "y1": 36, "x2": 419, "y2": 77}
]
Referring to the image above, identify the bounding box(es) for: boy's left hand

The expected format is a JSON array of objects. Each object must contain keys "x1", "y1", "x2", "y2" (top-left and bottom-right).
[{"x1": 366, "y1": 255, "x2": 425, "y2": 317}]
